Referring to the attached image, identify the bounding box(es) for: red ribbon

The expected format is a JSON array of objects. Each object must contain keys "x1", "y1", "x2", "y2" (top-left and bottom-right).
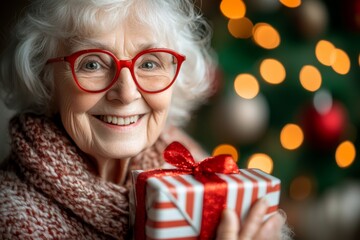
[{"x1": 134, "y1": 141, "x2": 239, "y2": 239}]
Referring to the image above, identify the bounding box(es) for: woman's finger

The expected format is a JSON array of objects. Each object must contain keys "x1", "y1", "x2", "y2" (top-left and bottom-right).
[
  {"x1": 238, "y1": 198, "x2": 268, "y2": 240},
  {"x1": 216, "y1": 209, "x2": 239, "y2": 240}
]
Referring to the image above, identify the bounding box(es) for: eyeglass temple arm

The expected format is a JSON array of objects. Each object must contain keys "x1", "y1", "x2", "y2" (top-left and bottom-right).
[{"x1": 46, "y1": 57, "x2": 66, "y2": 64}]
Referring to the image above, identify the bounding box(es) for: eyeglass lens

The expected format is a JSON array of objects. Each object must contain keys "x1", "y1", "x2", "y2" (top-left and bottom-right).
[{"x1": 73, "y1": 51, "x2": 178, "y2": 92}]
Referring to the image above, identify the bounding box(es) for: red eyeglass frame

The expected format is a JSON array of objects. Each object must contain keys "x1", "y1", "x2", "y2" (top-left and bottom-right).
[{"x1": 46, "y1": 48, "x2": 186, "y2": 94}]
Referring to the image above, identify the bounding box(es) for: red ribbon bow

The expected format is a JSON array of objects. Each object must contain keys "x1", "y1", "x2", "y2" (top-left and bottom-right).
[
  {"x1": 134, "y1": 141, "x2": 239, "y2": 240},
  {"x1": 163, "y1": 141, "x2": 239, "y2": 176}
]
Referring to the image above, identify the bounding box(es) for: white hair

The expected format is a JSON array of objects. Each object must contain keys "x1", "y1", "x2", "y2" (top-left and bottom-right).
[{"x1": 0, "y1": 0, "x2": 216, "y2": 126}]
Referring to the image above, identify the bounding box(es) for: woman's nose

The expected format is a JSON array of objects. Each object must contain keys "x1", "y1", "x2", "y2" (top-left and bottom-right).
[{"x1": 105, "y1": 68, "x2": 141, "y2": 104}]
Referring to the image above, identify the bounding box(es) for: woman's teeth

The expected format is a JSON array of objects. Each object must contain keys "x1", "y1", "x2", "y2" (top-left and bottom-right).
[{"x1": 100, "y1": 115, "x2": 140, "y2": 126}]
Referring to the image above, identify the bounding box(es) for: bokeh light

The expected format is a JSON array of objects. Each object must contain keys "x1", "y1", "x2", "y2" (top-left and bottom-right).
[
  {"x1": 290, "y1": 175, "x2": 313, "y2": 201},
  {"x1": 260, "y1": 58, "x2": 286, "y2": 84},
  {"x1": 330, "y1": 48, "x2": 351, "y2": 75},
  {"x1": 299, "y1": 65, "x2": 322, "y2": 92},
  {"x1": 280, "y1": 0, "x2": 302, "y2": 8},
  {"x1": 313, "y1": 89, "x2": 332, "y2": 114},
  {"x1": 315, "y1": 40, "x2": 336, "y2": 66},
  {"x1": 222, "y1": 94, "x2": 269, "y2": 145},
  {"x1": 220, "y1": 0, "x2": 246, "y2": 19},
  {"x1": 212, "y1": 144, "x2": 239, "y2": 162},
  {"x1": 280, "y1": 123, "x2": 304, "y2": 150},
  {"x1": 335, "y1": 141, "x2": 356, "y2": 168},
  {"x1": 252, "y1": 23, "x2": 281, "y2": 49},
  {"x1": 234, "y1": 73, "x2": 260, "y2": 99},
  {"x1": 227, "y1": 17, "x2": 253, "y2": 39},
  {"x1": 247, "y1": 153, "x2": 273, "y2": 174}
]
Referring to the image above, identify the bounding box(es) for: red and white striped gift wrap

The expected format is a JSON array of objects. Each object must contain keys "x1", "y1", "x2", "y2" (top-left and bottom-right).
[{"x1": 131, "y1": 168, "x2": 281, "y2": 240}]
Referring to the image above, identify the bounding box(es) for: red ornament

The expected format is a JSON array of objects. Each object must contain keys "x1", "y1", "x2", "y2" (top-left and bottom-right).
[
  {"x1": 341, "y1": 0, "x2": 360, "y2": 32},
  {"x1": 301, "y1": 101, "x2": 348, "y2": 151}
]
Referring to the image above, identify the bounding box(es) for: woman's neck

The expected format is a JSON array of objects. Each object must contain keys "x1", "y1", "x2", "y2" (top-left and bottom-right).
[{"x1": 96, "y1": 157, "x2": 131, "y2": 185}]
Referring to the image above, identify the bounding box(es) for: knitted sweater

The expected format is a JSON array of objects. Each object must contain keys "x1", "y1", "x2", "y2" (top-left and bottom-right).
[{"x1": 0, "y1": 113, "x2": 207, "y2": 239}]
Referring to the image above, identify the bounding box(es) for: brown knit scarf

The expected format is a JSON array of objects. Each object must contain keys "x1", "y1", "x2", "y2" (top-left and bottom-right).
[{"x1": 0, "y1": 113, "x2": 167, "y2": 239}]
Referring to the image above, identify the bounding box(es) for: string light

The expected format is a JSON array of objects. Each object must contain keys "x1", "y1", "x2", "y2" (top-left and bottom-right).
[
  {"x1": 315, "y1": 40, "x2": 350, "y2": 74},
  {"x1": 279, "y1": 0, "x2": 302, "y2": 8},
  {"x1": 315, "y1": 40, "x2": 336, "y2": 66},
  {"x1": 215, "y1": 0, "x2": 357, "y2": 203},
  {"x1": 212, "y1": 144, "x2": 239, "y2": 162},
  {"x1": 330, "y1": 48, "x2": 351, "y2": 75},
  {"x1": 247, "y1": 153, "x2": 273, "y2": 174},
  {"x1": 335, "y1": 141, "x2": 356, "y2": 168},
  {"x1": 280, "y1": 123, "x2": 304, "y2": 150},
  {"x1": 259, "y1": 58, "x2": 286, "y2": 84},
  {"x1": 220, "y1": 0, "x2": 246, "y2": 19},
  {"x1": 234, "y1": 73, "x2": 260, "y2": 99},
  {"x1": 290, "y1": 175, "x2": 313, "y2": 201},
  {"x1": 299, "y1": 65, "x2": 322, "y2": 92},
  {"x1": 227, "y1": 17, "x2": 253, "y2": 39},
  {"x1": 252, "y1": 23, "x2": 281, "y2": 49}
]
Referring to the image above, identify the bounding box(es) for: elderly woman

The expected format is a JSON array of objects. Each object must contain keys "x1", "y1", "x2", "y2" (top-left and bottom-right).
[{"x1": 0, "y1": 0, "x2": 290, "y2": 239}]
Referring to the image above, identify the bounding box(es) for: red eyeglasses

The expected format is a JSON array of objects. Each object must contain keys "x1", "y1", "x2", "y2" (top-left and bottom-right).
[{"x1": 47, "y1": 48, "x2": 186, "y2": 93}]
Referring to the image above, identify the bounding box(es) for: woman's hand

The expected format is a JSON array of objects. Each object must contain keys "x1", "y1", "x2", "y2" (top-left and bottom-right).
[{"x1": 216, "y1": 198, "x2": 285, "y2": 240}]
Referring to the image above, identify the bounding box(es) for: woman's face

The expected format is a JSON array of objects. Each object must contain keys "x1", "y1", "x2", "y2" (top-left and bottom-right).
[{"x1": 53, "y1": 20, "x2": 174, "y2": 161}]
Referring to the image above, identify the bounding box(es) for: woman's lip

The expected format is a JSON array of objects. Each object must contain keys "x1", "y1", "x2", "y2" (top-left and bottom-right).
[{"x1": 95, "y1": 114, "x2": 144, "y2": 126}]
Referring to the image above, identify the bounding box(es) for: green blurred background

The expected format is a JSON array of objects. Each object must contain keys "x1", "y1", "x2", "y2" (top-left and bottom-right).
[{"x1": 189, "y1": 1, "x2": 360, "y2": 239}]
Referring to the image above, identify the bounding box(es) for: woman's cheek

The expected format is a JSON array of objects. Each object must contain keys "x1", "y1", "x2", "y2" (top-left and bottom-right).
[{"x1": 144, "y1": 89, "x2": 173, "y2": 111}]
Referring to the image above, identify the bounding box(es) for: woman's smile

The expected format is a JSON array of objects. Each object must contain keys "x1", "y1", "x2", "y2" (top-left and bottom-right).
[{"x1": 97, "y1": 114, "x2": 142, "y2": 126}]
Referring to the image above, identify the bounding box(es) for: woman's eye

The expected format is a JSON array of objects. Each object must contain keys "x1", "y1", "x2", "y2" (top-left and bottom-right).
[
  {"x1": 141, "y1": 61, "x2": 158, "y2": 70},
  {"x1": 84, "y1": 61, "x2": 101, "y2": 70}
]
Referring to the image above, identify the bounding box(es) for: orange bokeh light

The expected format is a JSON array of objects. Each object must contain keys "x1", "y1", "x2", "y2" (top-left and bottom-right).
[
  {"x1": 335, "y1": 141, "x2": 356, "y2": 168},
  {"x1": 280, "y1": 0, "x2": 302, "y2": 8},
  {"x1": 247, "y1": 153, "x2": 273, "y2": 174},
  {"x1": 253, "y1": 23, "x2": 281, "y2": 49},
  {"x1": 290, "y1": 175, "x2": 313, "y2": 201},
  {"x1": 260, "y1": 58, "x2": 286, "y2": 84},
  {"x1": 212, "y1": 144, "x2": 239, "y2": 162},
  {"x1": 228, "y1": 17, "x2": 253, "y2": 39},
  {"x1": 280, "y1": 123, "x2": 304, "y2": 150},
  {"x1": 315, "y1": 40, "x2": 336, "y2": 66},
  {"x1": 234, "y1": 73, "x2": 260, "y2": 99},
  {"x1": 299, "y1": 65, "x2": 322, "y2": 92},
  {"x1": 330, "y1": 48, "x2": 351, "y2": 75},
  {"x1": 220, "y1": 0, "x2": 246, "y2": 19}
]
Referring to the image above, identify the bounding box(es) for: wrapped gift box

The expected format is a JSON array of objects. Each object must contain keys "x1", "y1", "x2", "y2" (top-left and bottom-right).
[{"x1": 130, "y1": 142, "x2": 281, "y2": 240}]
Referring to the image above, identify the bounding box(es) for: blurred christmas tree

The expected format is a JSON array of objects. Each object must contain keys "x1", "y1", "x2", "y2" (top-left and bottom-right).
[{"x1": 189, "y1": 0, "x2": 360, "y2": 202}]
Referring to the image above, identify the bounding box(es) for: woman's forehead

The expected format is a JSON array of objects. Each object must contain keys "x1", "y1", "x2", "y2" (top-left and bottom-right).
[
  {"x1": 64, "y1": 15, "x2": 174, "y2": 55},
  {"x1": 66, "y1": 24, "x2": 168, "y2": 54}
]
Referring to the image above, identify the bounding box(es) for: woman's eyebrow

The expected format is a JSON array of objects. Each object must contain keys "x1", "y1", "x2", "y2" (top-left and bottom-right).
[
  {"x1": 136, "y1": 43, "x2": 161, "y2": 51},
  {"x1": 70, "y1": 39, "x2": 111, "y2": 51}
]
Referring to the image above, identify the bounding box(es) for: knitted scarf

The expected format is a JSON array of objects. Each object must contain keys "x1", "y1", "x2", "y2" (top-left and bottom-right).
[{"x1": 0, "y1": 113, "x2": 168, "y2": 239}]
